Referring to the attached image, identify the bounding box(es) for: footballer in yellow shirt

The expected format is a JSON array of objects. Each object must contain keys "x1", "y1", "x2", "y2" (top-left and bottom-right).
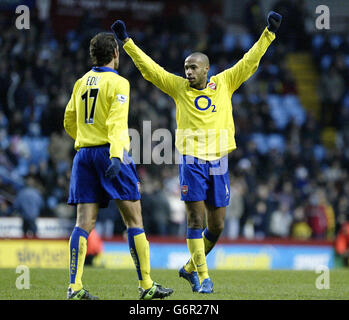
[
  {"x1": 64, "y1": 32, "x2": 173, "y2": 300},
  {"x1": 111, "y1": 11, "x2": 282, "y2": 294}
]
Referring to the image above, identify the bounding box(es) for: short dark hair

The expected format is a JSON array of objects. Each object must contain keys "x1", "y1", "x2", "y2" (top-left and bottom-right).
[{"x1": 89, "y1": 32, "x2": 118, "y2": 66}]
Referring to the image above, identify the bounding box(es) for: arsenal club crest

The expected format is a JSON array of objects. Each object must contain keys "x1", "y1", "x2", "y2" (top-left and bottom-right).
[
  {"x1": 208, "y1": 82, "x2": 216, "y2": 90},
  {"x1": 181, "y1": 185, "x2": 188, "y2": 195}
]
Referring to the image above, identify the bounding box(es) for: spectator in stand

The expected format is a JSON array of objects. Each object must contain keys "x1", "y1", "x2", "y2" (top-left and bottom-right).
[
  {"x1": 291, "y1": 206, "x2": 312, "y2": 240},
  {"x1": 305, "y1": 191, "x2": 331, "y2": 240},
  {"x1": 243, "y1": 0, "x2": 264, "y2": 37},
  {"x1": 0, "y1": 197, "x2": 11, "y2": 216},
  {"x1": 252, "y1": 200, "x2": 270, "y2": 239},
  {"x1": 225, "y1": 178, "x2": 246, "y2": 239},
  {"x1": 12, "y1": 174, "x2": 44, "y2": 237},
  {"x1": 153, "y1": 180, "x2": 171, "y2": 235},
  {"x1": 319, "y1": 66, "x2": 346, "y2": 126},
  {"x1": 317, "y1": 188, "x2": 335, "y2": 240},
  {"x1": 335, "y1": 218, "x2": 349, "y2": 266},
  {"x1": 95, "y1": 200, "x2": 121, "y2": 239},
  {"x1": 269, "y1": 202, "x2": 293, "y2": 238},
  {"x1": 164, "y1": 176, "x2": 186, "y2": 237},
  {"x1": 0, "y1": 1, "x2": 348, "y2": 241}
]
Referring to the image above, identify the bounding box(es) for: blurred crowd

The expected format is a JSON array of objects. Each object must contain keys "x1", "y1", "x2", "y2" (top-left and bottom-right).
[{"x1": 0, "y1": 0, "x2": 348, "y2": 240}]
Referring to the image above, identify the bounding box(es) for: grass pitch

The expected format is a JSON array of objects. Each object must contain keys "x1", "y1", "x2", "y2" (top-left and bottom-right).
[{"x1": 0, "y1": 268, "x2": 349, "y2": 300}]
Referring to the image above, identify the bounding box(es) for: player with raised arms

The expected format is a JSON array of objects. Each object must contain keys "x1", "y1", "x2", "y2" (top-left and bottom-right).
[
  {"x1": 64, "y1": 32, "x2": 173, "y2": 300},
  {"x1": 111, "y1": 11, "x2": 282, "y2": 294}
]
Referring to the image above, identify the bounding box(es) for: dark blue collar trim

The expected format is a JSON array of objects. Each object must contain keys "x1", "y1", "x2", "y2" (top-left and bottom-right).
[{"x1": 92, "y1": 66, "x2": 118, "y2": 74}]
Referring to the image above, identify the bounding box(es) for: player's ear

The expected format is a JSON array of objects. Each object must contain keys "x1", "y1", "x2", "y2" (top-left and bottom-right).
[{"x1": 113, "y1": 48, "x2": 118, "y2": 59}]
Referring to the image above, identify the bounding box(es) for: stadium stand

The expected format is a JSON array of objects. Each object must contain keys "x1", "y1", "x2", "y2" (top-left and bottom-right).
[{"x1": 0, "y1": 0, "x2": 348, "y2": 242}]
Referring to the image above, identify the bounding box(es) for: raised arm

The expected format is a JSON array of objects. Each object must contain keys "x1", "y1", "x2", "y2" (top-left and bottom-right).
[
  {"x1": 104, "y1": 79, "x2": 131, "y2": 179},
  {"x1": 106, "y1": 78, "x2": 130, "y2": 161},
  {"x1": 64, "y1": 79, "x2": 79, "y2": 140},
  {"x1": 216, "y1": 11, "x2": 282, "y2": 93},
  {"x1": 111, "y1": 20, "x2": 184, "y2": 99}
]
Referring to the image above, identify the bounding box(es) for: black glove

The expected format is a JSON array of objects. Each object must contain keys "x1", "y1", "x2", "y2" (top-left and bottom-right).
[
  {"x1": 105, "y1": 157, "x2": 121, "y2": 179},
  {"x1": 111, "y1": 20, "x2": 129, "y2": 41},
  {"x1": 267, "y1": 11, "x2": 282, "y2": 33}
]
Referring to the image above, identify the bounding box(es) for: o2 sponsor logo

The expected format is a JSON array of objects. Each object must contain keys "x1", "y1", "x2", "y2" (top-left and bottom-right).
[{"x1": 194, "y1": 95, "x2": 216, "y2": 112}]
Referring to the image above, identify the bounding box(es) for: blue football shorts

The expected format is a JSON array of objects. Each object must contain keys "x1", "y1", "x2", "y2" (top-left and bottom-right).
[
  {"x1": 178, "y1": 155, "x2": 230, "y2": 208},
  {"x1": 68, "y1": 145, "x2": 141, "y2": 208}
]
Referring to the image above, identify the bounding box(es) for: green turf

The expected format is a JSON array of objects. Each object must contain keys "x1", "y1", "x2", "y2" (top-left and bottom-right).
[{"x1": 0, "y1": 268, "x2": 348, "y2": 300}]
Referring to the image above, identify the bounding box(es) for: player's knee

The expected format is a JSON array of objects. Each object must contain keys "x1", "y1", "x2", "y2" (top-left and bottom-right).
[
  {"x1": 76, "y1": 214, "x2": 96, "y2": 234},
  {"x1": 76, "y1": 204, "x2": 99, "y2": 233},
  {"x1": 209, "y1": 220, "x2": 225, "y2": 235},
  {"x1": 122, "y1": 209, "x2": 143, "y2": 229},
  {"x1": 124, "y1": 213, "x2": 143, "y2": 229},
  {"x1": 76, "y1": 221, "x2": 95, "y2": 234},
  {"x1": 116, "y1": 200, "x2": 143, "y2": 229},
  {"x1": 187, "y1": 213, "x2": 204, "y2": 229}
]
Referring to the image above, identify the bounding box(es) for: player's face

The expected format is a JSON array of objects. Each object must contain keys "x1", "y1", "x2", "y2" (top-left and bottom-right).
[{"x1": 184, "y1": 57, "x2": 209, "y2": 89}]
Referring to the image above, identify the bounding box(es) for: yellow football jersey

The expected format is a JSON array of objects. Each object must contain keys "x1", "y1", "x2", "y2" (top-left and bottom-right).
[
  {"x1": 64, "y1": 66, "x2": 130, "y2": 161},
  {"x1": 123, "y1": 27, "x2": 275, "y2": 161}
]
